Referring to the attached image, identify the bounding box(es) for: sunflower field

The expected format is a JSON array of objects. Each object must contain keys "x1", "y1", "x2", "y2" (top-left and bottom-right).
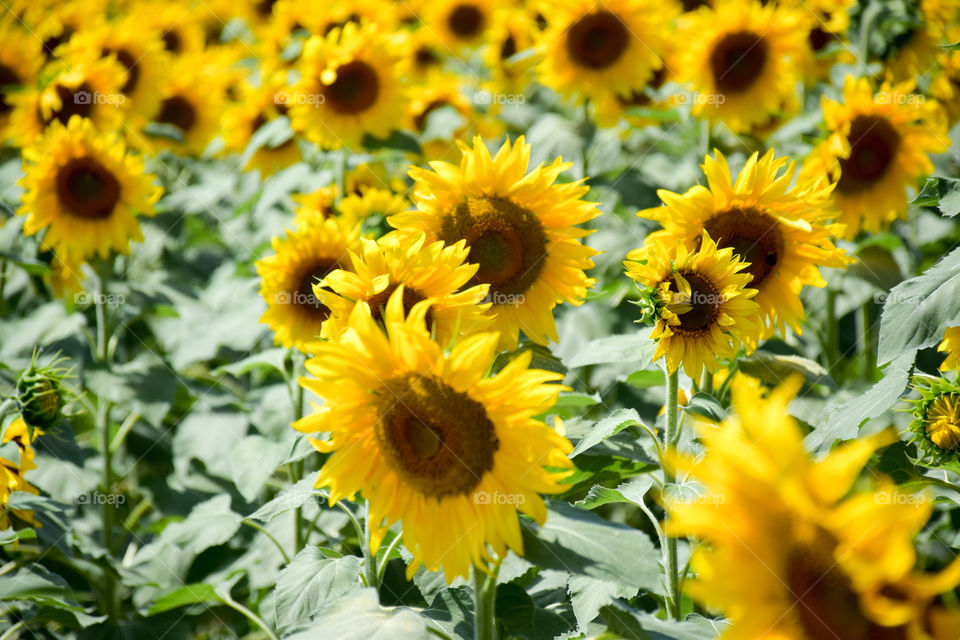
[{"x1": 3, "y1": 0, "x2": 960, "y2": 638}]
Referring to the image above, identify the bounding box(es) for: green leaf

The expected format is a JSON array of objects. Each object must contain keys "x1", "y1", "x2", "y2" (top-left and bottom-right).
[
  {"x1": 572, "y1": 408, "x2": 642, "y2": 457},
  {"x1": 877, "y1": 245, "x2": 960, "y2": 365},
  {"x1": 154, "y1": 495, "x2": 241, "y2": 557},
  {"x1": 249, "y1": 476, "x2": 319, "y2": 522},
  {"x1": 241, "y1": 116, "x2": 294, "y2": 166},
  {"x1": 623, "y1": 369, "x2": 666, "y2": 388},
  {"x1": 600, "y1": 601, "x2": 725, "y2": 639},
  {"x1": 911, "y1": 176, "x2": 960, "y2": 217},
  {"x1": 738, "y1": 352, "x2": 836, "y2": 389},
  {"x1": 147, "y1": 583, "x2": 219, "y2": 615},
  {"x1": 682, "y1": 392, "x2": 726, "y2": 423},
  {"x1": 216, "y1": 348, "x2": 289, "y2": 379},
  {"x1": 576, "y1": 476, "x2": 653, "y2": 510},
  {"x1": 285, "y1": 588, "x2": 431, "y2": 640},
  {"x1": 230, "y1": 435, "x2": 288, "y2": 502},
  {"x1": 494, "y1": 582, "x2": 574, "y2": 639},
  {"x1": 361, "y1": 130, "x2": 422, "y2": 154},
  {"x1": 566, "y1": 328, "x2": 656, "y2": 368},
  {"x1": 422, "y1": 587, "x2": 474, "y2": 639},
  {"x1": 275, "y1": 547, "x2": 363, "y2": 631},
  {"x1": 420, "y1": 105, "x2": 467, "y2": 142}
]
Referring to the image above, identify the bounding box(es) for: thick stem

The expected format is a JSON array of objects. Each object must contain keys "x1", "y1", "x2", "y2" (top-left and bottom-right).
[
  {"x1": 663, "y1": 369, "x2": 682, "y2": 620},
  {"x1": 473, "y1": 562, "x2": 500, "y2": 640},
  {"x1": 99, "y1": 397, "x2": 116, "y2": 621}
]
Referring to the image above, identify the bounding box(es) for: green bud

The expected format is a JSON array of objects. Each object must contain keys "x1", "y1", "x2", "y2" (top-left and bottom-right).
[{"x1": 15, "y1": 350, "x2": 70, "y2": 431}]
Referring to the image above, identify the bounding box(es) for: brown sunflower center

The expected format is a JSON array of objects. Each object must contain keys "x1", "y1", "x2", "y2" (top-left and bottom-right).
[
  {"x1": 836, "y1": 115, "x2": 900, "y2": 195},
  {"x1": 365, "y1": 283, "x2": 433, "y2": 330},
  {"x1": 441, "y1": 195, "x2": 548, "y2": 299},
  {"x1": 0, "y1": 63, "x2": 22, "y2": 116},
  {"x1": 161, "y1": 30, "x2": 182, "y2": 54},
  {"x1": 157, "y1": 95, "x2": 197, "y2": 133},
  {"x1": 808, "y1": 26, "x2": 833, "y2": 52},
  {"x1": 43, "y1": 26, "x2": 75, "y2": 58},
  {"x1": 255, "y1": 0, "x2": 279, "y2": 17},
  {"x1": 702, "y1": 208, "x2": 782, "y2": 287},
  {"x1": 376, "y1": 374, "x2": 498, "y2": 498},
  {"x1": 681, "y1": 0, "x2": 711, "y2": 10},
  {"x1": 670, "y1": 271, "x2": 720, "y2": 333},
  {"x1": 43, "y1": 82, "x2": 95, "y2": 126},
  {"x1": 926, "y1": 394, "x2": 960, "y2": 452},
  {"x1": 295, "y1": 261, "x2": 339, "y2": 318},
  {"x1": 415, "y1": 45, "x2": 441, "y2": 69},
  {"x1": 55, "y1": 157, "x2": 121, "y2": 221},
  {"x1": 500, "y1": 34, "x2": 518, "y2": 60},
  {"x1": 447, "y1": 4, "x2": 485, "y2": 39},
  {"x1": 566, "y1": 11, "x2": 629, "y2": 69},
  {"x1": 412, "y1": 99, "x2": 450, "y2": 132},
  {"x1": 103, "y1": 47, "x2": 140, "y2": 94},
  {"x1": 324, "y1": 60, "x2": 380, "y2": 115},
  {"x1": 710, "y1": 31, "x2": 768, "y2": 93}
]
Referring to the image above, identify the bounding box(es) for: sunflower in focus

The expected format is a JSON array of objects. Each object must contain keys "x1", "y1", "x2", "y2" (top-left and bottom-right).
[
  {"x1": 939, "y1": 327, "x2": 960, "y2": 372},
  {"x1": 222, "y1": 72, "x2": 301, "y2": 175},
  {"x1": 427, "y1": 0, "x2": 495, "y2": 51},
  {"x1": 18, "y1": 117, "x2": 161, "y2": 263},
  {"x1": 625, "y1": 232, "x2": 759, "y2": 379},
  {"x1": 318, "y1": 232, "x2": 492, "y2": 345},
  {"x1": 802, "y1": 76, "x2": 949, "y2": 239},
  {"x1": 668, "y1": 375, "x2": 960, "y2": 640},
  {"x1": 535, "y1": 0, "x2": 671, "y2": 107},
  {"x1": 256, "y1": 217, "x2": 362, "y2": 351},
  {"x1": 675, "y1": 0, "x2": 808, "y2": 132},
  {"x1": 294, "y1": 288, "x2": 573, "y2": 582},
  {"x1": 910, "y1": 376, "x2": 960, "y2": 466},
  {"x1": 0, "y1": 418, "x2": 41, "y2": 530},
  {"x1": 141, "y1": 60, "x2": 224, "y2": 156},
  {"x1": 0, "y1": 18, "x2": 45, "y2": 136},
  {"x1": 390, "y1": 136, "x2": 600, "y2": 349}
]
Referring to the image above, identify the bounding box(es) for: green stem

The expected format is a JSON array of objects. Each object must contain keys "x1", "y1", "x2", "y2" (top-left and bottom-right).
[
  {"x1": 375, "y1": 533, "x2": 404, "y2": 585},
  {"x1": 242, "y1": 520, "x2": 292, "y2": 565},
  {"x1": 287, "y1": 350, "x2": 306, "y2": 555},
  {"x1": 335, "y1": 149, "x2": 348, "y2": 203},
  {"x1": 700, "y1": 369, "x2": 713, "y2": 396},
  {"x1": 95, "y1": 278, "x2": 108, "y2": 363},
  {"x1": 472, "y1": 560, "x2": 500, "y2": 640},
  {"x1": 825, "y1": 287, "x2": 840, "y2": 379},
  {"x1": 219, "y1": 592, "x2": 280, "y2": 640},
  {"x1": 99, "y1": 396, "x2": 116, "y2": 621},
  {"x1": 362, "y1": 500, "x2": 378, "y2": 590},
  {"x1": 663, "y1": 369, "x2": 682, "y2": 621}
]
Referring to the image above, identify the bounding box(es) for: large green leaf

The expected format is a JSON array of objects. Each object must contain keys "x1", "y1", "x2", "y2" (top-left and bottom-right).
[
  {"x1": 285, "y1": 588, "x2": 431, "y2": 639},
  {"x1": 565, "y1": 328, "x2": 656, "y2": 369},
  {"x1": 571, "y1": 408, "x2": 643, "y2": 457},
  {"x1": 495, "y1": 582, "x2": 574, "y2": 640},
  {"x1": 275, "y1": 547, "x2": 363, "y2": 631}
]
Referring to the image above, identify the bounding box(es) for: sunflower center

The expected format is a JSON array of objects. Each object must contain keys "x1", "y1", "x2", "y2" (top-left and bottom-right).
[
  {"x1": 43, "y1": 26, "x2": 74, "y2": 58},
  {"x1": 376, "y1": 374, "x2": 498, "y2": 498},
  {"x1": 161, "y1": 30, "x2": 182, "y2": 53},
  {"x1": 670, "y1": 271, "x2": 720, "y2": 332},
  {"x1": 566, "y1": 11, "x2": 629, "y2": 69},
  {"x1": 55, "y1": 157, "x2": 121, "y2": 221},
  {"x1": 808, "y1": 26, "x2": 833, "y2": 52},
  {"x1": 295, "y1": 261, "x2": 339, "y2": 318},
  {"x1": 0, "y1": 63, "x2": 21, "y2": 115},
  {"x1": 447, "y1": 4, "x2": 485, "y2": 39},
  {"x1": 324, "y1": 60, "x2": 380, "y2": 115},
  {"x1": 43, "y1": 82, "x2": 95, "y2": 126},
  {"x1": 710, "y1": 31, "x2": 768, "y2": 93},
  {"x1": 365, "y1": 284, "x2": 433, "y2": 330},
  {"x1": 681, "y1": 0, "x2": 710, "y2": 10},
  {"x1": 103, "y1": 47, "x2": 140, "y2": 94},
  {"x1": 926, "y1": 394, "x2": 960, "y2": 452},
  {"x1": 415, "y1": 46, "x2": 441, "y2": 69},
  {"x1": 836, "y1": 115, "x2": 900, "y2": 195},
  {"x1": 441, "y1": 196, "x2": 548, "y2": 299},
  {"x1": 412, "y1": 99, "x2": 450, "y2": 132},
  {"x1": 157, "y1": 95, "x2": 197, "y2": 133},
  {"x1": 702, "y1": 208, "x2": 781, "y2": 287},
  {"x1": 500, "y1": 34, "x2": 517, "y2": 60}
]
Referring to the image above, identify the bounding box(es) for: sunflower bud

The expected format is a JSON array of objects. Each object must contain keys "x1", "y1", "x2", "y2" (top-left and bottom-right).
[
  {"x1": 15, "y1": 351, "x2": 70, "y2": 432},
  {"x1": 908, "y1": 375, "x2": 960, "y2": 465}
]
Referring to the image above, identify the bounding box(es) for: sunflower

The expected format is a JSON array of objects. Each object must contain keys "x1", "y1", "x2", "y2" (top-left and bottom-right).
[
  {"x1": 140, "y1": 59, "x2": 225, "y2": 156},
  {"x1": 318, "y1": 232, "x2": 493, "y2": 345},
  {"x1": 674, "y1": 0, "x2": 808, "y2": 133},
  {"x1": 7, "y1": 55, "x2": 128, "y2": 148},
  {"x1": 222, "y1": 72, "x2": 301, "y2": 175},
  {"x1": 0, "y1": 418, "x2": 40, "y2": 530},
  {"x1": 294, "y1": 287, "x2": 574, "y2": 582},
  {"x1": 256, "y1": 217, "x2": 362, "y2": 351},
  {"x1": 637, "y1": 149, "x2": 850, "y2": 339},
  {"x1": 481, "y1": 7, "x2": 538, "y2": 98},
  {"x1": 407, "y1": 74, "x2": 478, "y2": 161},
  {"x1": 346, "y1": 162, "x2": 407, "y2": 196},
  {"x1": 883, "y1": 0, "x2": 959, "y2": 82},
  {"x1": 136, "y1": 1, "x2": 207, "y2": 57},
  {"x1": 910, "y1": 376, "x2": 960, "y2": 466},
  {"x1": 939, "y1": 327, "x2": 960, "y2": 372},
  {"x1": 18, "y1": 117, "x2": 162, "y2": 263},
  {"x1": 798, "y1": 0, "x2": 856, "y2": 85},
  {"x1": 389, "y1": 136, "x2": 600, "y2": 349},
  {"x1": 667, "y1": 375, "x2": 960, "y2": 640},
  {"x1": 0, "y1": 18, "x2": 45, "y2": 136},
  {"x1": 535, "y1": 0, "x2": 671, "y2": 106},
  {"x1": 398, "y1": 28, "x2": 448, "y2": 84},
  {"x1": 625, "y1": 232, "x2": 759, "y2": 379},
  {"x1": 930, "y1": 34, "x2": 960, "y2": 125},
  {"x1": 427, "y1": 0, "x2": 495, "y2": 51},
  {"x1": 337, "y1": 187, "x2": 409, "y2": 229},
  {"x1": 22, "y1": 0, "x2": 108, "y2": 61},
  {"x1": 292, "y1": 185, "x2": 340, "y2": 228},
  {"x1": 802, "y1": 76, "x2": 949, "y2": 239}
]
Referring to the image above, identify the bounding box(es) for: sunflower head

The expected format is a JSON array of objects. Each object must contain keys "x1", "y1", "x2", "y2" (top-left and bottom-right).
[
  {"x1": 0, "y1": 418, "x2": 41, "y2": 530},
  {"x1": 939, "y1": 326, "x2": 960, "y2": 372},
  {"x1": 16, "y1": 350, "x2": 71, "y2": 433},
  {"x1": 909, "y1": 376, "x2": 960, "y2": 466}
]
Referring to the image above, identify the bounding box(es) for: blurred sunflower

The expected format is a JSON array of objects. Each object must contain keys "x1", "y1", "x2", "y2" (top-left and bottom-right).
[
  {"x1": 407, "y1": 74, "x2": 477, "y2": 161},
  {"x1": 142, "y1": 60, "x2": 224, "y2": 156},
  {"x1": 667, "y1": 375, "x2": 960, "y2": 640},
  {"x1": 0, "y1": 418, "x2": 40, "y2": 530},
  {"x1": 799, "y1": 0, "x2": 855, "y2": 84},
  {"x1": 399, "y1": 28, "x2": 447, "y2": 84},
  {"x1": 802, "y1": 76, "x2": 949, "y2": 239},
  {"x1": 675, "y1": 0, "x2": 807, "y2": 132},
  {"x1": 137, "y1": 1, "x2": 207, "y2": 56},
  {"x1": 18, "y1": 117, "x2": 161, "y2": 262},
  {"x1": 338, "y1": 187, "x2": 409, "y2": 228},
  {"x1": 929, "y1": 24, "x2": 960, "y2": 125},
  {"x1": 22, "y1": 0, "x2": 107, "y2": 61},
  {"x1": 427, "y1": 0, "x2": 495, "y2": 50},
  {"x1": 535, "y1": 0, "x2": 670, "y2": 106},
  {"x1": 884, "y1": 0, "x2": 959, "y2": 82},
  {"x1": 292, "y1": 186, "x2": 340, "y2": 228},
  {"x1": 0, "y1": 18, "x2": 44, "y2": 136},
  {"x1": 624, "y1": 232, "x2": 759, "y2": 379},
  {"x1": 390, "y1": 136, "x2": 600, "y2": 349},
  {"x1": 637, "y1": 150, "x2": 849, "y2": 338},
  {"x1": 256, "y1": 217, "x2": 362, "y2": 351},
  {"x1": 940, "y1": 327, "x2": 960, "y2": 372},
  {"x1": 289, "y1": 22, "x2": 407, "y2": 150},
  {"x1": 482, "y1": 7, "x2": 538, "y2": 98},
  {"x1": 294, "y1": 288, "x2": 573, "y2": 582},
  {"x1": 346, "y1": 162, "x2": 407, "y2": 195},
  {"x1": 222, "y1": 72, "x2": 301, "y2": 175},
  {"x1": 318, "y1": 233, "x2": 492, "y2": 345}
]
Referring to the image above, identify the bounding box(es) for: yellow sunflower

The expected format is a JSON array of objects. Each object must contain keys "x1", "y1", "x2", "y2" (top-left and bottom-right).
[
  {"x1": 675, "y1": 0, "x2": 808, "y2": 133},
  {"x1": 18, "y1": 117, "x2": 162, "y2": 263},
  {"x1": 0, "y1": 17, "x2": 45, "y2": 136},
  {"x1": 398, "y1": 28, "x2": 448, "y2": 84},
  {"x1": 625, "y1": 232, "x2": 759, "y2": 379},
  {"x1": 337, "y1": 188, "x2": 409, "y2": 228},
  {"x1": 318, "y1": 232, "x2": 492, "y2": 345},
  {"x1": 668, "y1": 375, "x2": 960, "y2": 640},
  {"x1": 883, "y1": 0, "x2": 959, "y2": 82},
  {"x1": 482, "y1": 7, "x2": 538, "y2": 98},
  {"x1": 426, "y1": 0, "x2": 495, "y2": 51},
  {"x1": 798, "y1": 0, "x2": 856, "y2": 85},
  {"x1": 140, "y1": 59, "x2": 225, "y2": 156},
  {"x1": 222, "y1": 72, "x2": 302, "y2": 175},
  {"x1": 637, "y1": 149, "x2": 850, "y2": 338},
  {"x1": 0, "y1": 419, "x2": 40, "y2": 530},
  {"x1": 802, "y1": 76, "x2": 949, "y2": 239},
  {"x1": 136, "y1": 1, "x2": 207, "y2": 57},
  {"x1": 910, "y1": 376, "x2": 960, "y2": 465},
  {"x1": 256, "y1": 217, "x2": 362, "y2": 351},
  {"x1": 292, "y1": 185, "x2": 340, "y2": 228},
  {"x1": 22, "y1": 0, "x2": 108, "y2": 61},
  {"x1": 294, "y1": 288, "x2": 574, "y2": 582},
  {"x1": 407, "y1": 74, "x2": 478, "y2": 161},
  {"x1": 389, "y1": 136, "x2": 600, "y2": 349},
  {"x1": 289, "y1": 22, "x2": 407, "y2": 151},
  {"x1": 930, "y1": 27, "x2": 960, "y2": 125},
  {"x1": 535, "y1": 0, "x2": 671, "y2": 106},
  {"x1": 940, "y1": 327, "x2": 960, "y2": 372}
]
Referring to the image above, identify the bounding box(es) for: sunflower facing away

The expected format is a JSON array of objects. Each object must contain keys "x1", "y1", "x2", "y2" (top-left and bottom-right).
[
  {"x1": 1, "y1": 418, "x2": 41, "y2": 530},
  {"x1": 289, "y1": 22, "x2": 407, "y2": 150},
  {"x1": 802, "y1": 76, "x2": 950, "y2": 239},
  {"x1": 318, "y1": 232, "x2": 493, "y2": 346},
  {"x1": 636, "y1": 149, "x2": 850, "y2": 339},
  {"x1": 535, "y1": 0, "x2": 671, "y2": 106},
  {"x1": 940, "y1": 327, "x2": 960, "y2": 372},
  {"x1": 256, "y1": 217, "x2": 362, "y2": 352},
  {"x1": 667, "y1": 375, "x2": 960, "y2": 640},
  {"x1": 18, "y1": 117, "x2": 162, "y2": 263},
  {"x1": 390, "y1": 136, "x2": 600, "y2": 349},
  {"x1": 675, "y1": 0, "x2": 808, "y2": 132},
  {"x1": 909, "y1": 375, "x2": 960, "y2": 466},
  {"x1": 625, "y1": 232, "x2": 759, "y2": 379},
  {"x1": 294, "y1": 288, "x2": 574, "y2": 582}
]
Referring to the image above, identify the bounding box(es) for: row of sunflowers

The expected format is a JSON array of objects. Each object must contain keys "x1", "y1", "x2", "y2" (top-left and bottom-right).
[{"x1": 2, "y1": 0, "x2": 960, "y2": 638}]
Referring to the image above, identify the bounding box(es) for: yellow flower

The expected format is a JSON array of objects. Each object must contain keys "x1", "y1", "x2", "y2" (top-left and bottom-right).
[
  {"x1": 318, "y1": 232, "x2": 493, "y2": 346},
  {"x1": 802, "y1": 76, "x2": 950, "y2": 238},
  {"x1": 637, "y1": 149, "x2": 850, "y2": 338},
  {"x1": 256, "y1": 217, "x2": 362, "y2": 352},
  {"x1": 140, "y1": 58, "x2": 226, "y2": 156},
  {"x1": 294, "y1": 287, "x2": 574, "y2": 582},
  {"x1": 797, "y1": 0, "x2": 856, "y2": 85},
  {"x1": 0, "y1": 419, "x2": 41, "y2": 530},
  {"x1": 390, "y1": 136, "x2": 600, "y2": 349},
  {"x1": 397, "y1": 28, "x2": 448, "y2": 84},
  {"x1": 939, "y1": 326, "x2": 960, "y2": 372},
  {"x1": 292, "y1": 186, "x2": 340, "y2": 228},
  {"x1": 426, "y1": 0, "x2": 495, "y2": 51},
  {"x1": 667, "y1": 375, "x2": 960, "y2": 640},
  {"x1": 221, "y1": 72, "x2": 302, "y2": 175},
  {"x1": 0, "y1": 17, "x2": 45, "y2": 137},
  {"x1": 675, "y1": 0, "x2": 808, "y2": 132},
  {"x1": 910, "y1": 376, "x2": 960, "y2": 465},
  {"x1": 883, "y1": 0, "x2": 959, "y2": 82},
  {"x1": 135, "y1": 1, "x2": 207, "y2": 57},
  {"x1": 18, "y1": 116, "x2": 162, "y2": 263},
  {"x1": 625, "y1": 232, "x2": 760, "y2": 379},
  {"x1": 535, "y1": 0, "x2": 671, "y2": 106},
  {"x1": 481, "y1": 7, "x2": 538, "y2": 98},
  {"x1": 289, "y1": 22, "x2": 407, "y2": 150},
  {"x1": 337, "y1": 188, "x2": 409, "y2": 228},
  {"x1": 407, "y1": 74, "x2": 477, "y2": 162}
]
